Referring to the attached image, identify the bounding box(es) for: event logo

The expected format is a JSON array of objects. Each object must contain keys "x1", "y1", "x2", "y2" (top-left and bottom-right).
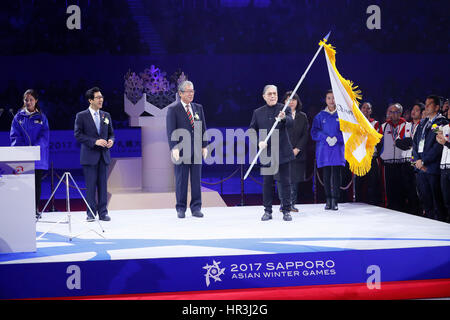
[
  {"x1": 229, "y1": 260, "x2": 336, "y2": 280},
  {"x1": 13, "y1": 166, "x2": 24, "y2": 175},
  {"x1": 203, "y1": 260, "x2": 225, "y2": 287}
]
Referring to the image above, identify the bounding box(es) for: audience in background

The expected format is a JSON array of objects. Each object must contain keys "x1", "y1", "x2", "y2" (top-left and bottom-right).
[
  {"x1": 379, "y1": 103, "x2": 409, "y2": 212},
  {"x1": 355, "y1": 102, "x2": 382, "y2": 206},
  {"x1": 436, "y1": 109, "x2": 450, "y2": 221},
  {"x1": 412, "y1": 95, "x2": 449, "y2": 222}
]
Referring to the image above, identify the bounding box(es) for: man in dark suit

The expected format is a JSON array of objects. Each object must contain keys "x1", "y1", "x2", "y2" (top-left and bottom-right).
[
  {"x1": 413, "y1": 95, "x2": 448, "y2": 221},
  {"x1": 166, "y1": 80, "x2": 208, "y2": 219},
  {"x1": 74, "y1": 87, "x2": 115, "y2": 221},
  {"x1": 249, "y1": 85, "x2": 295, "y2": 221}
]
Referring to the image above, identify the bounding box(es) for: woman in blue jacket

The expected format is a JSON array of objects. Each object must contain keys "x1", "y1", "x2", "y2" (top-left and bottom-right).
[
  {"x1": 10, "y1": 89, "x2": 50, "y2": 218},
  {"x1": 311, "y1": 90, "x2": 345, "y2": 210}
]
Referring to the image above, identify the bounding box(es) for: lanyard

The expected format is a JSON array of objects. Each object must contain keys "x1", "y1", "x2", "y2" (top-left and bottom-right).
[
  {"x1": 411, "y1": 122, "x2": 419, "y2": 137},
  {"x1": 390, "y1": 122, "x2": 400, "y2": 140},
  {"x1": 421, "y1": 114, "x2": 438, "y2": 141}
]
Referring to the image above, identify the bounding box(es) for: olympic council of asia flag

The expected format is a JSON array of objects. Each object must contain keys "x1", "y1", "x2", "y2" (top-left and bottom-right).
[{"x1": 320, "y1": 40, "x2": 382, "y2": 176}]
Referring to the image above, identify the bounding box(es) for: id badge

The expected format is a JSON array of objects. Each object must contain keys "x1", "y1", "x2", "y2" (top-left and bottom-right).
[{"x1": 418, "y1": 139, "x2": 425, "y2": 153}]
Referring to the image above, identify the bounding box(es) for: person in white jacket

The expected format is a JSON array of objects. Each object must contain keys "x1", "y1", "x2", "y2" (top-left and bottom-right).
[{"x1": 436, "y1": 113, "x2": 450, "y2": 223}]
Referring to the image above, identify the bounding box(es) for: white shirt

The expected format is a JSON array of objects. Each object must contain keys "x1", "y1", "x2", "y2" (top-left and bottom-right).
[
  {"x1": 440, "y1": 124, "x2": 450, "y2": 168},
  {"x1": 88, "y1": 106, "x2": 100, "y2": 120},
  {"x1": 180, "y1": 101, "x2": 192, "y2": 113}
]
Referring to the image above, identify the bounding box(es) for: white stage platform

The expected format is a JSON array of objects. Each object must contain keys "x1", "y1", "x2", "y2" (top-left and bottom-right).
[{"x1": 1, "y1": 203, "x2": 449, "y2": 299}]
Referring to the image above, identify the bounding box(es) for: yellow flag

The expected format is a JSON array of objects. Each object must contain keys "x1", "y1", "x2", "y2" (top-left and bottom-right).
[{"x1": 320, "y1": 40, "x2": 382, "y2": 176}]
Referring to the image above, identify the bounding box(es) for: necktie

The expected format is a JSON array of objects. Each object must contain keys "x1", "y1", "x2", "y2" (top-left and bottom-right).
[
  {"x1": 186, "y1": 104, "x2": 194, "y2": 128},
  {"x1": 94, "y1": 111, "x2": 100, "y2": 134}
]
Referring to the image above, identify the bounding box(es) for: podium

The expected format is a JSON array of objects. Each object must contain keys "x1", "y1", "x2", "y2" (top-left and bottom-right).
[{"x1": 0, "y1": 146, "x2": 40, "y2": 253}]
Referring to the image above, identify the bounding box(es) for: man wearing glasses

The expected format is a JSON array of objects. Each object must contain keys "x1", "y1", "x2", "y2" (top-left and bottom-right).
[
  {"x1": 249, "y1": 85, "x2": 294, "y2": 221},
  {"x1": 166, "y1": 81, "x2": 208, "y2": 219},
  {"x1": 379, "y1": 103, "x2": 409, "y2": 212},
  {"x1": 74, "y1": 87, "x2": 115, "y2": 221}
]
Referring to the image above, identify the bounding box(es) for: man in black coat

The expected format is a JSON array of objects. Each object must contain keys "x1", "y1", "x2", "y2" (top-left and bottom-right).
[
  {"x1": 74, "y1": 87, "x2": 115, "y2": 221},
  {"x1": 413, "y1": 95, "x2": 449, "y2": 221},
  {"x1": 249, "y1": 85, "x2": 295, "y2": 221}
]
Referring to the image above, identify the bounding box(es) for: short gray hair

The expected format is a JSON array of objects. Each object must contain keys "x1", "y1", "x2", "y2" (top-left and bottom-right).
[
  {"x1": 178, "y1": 80, "x2": 194, "y2": 92},
  {"x1": 388, "y1": 102, "x2": 403, "y2": 114},
  {"x1": 394, "y1": 103, "x2": 403, "y2": 114},
  {"x1": 262, "y1": 85, "x2": 277, "y2": 95}
]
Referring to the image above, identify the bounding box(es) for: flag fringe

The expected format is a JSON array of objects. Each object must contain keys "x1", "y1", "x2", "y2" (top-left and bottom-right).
[{"x1": 319, "y1": 40, "x2": 382, "y2": 176}]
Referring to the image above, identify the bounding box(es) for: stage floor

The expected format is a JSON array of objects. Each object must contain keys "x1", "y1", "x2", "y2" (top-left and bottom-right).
[
  {"x1": 1, "y1": 203, "x2": 449, "y2": 300},
  {"x1": 1, "y1": 202, "x2": 450, "y2": 264}
]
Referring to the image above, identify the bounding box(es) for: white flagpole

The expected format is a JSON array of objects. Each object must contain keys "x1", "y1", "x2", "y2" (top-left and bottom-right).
[{"x1": 244, "y1": 31, "x2": 331, "y2": 180}]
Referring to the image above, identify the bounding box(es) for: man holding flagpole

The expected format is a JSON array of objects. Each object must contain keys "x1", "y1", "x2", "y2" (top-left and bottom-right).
[
  {"x1": 249, "y1": 85, "x2": 295, "y2": 221},
  {"x1": 244, "y1": 32, "x2": 382, "y2": 213}
]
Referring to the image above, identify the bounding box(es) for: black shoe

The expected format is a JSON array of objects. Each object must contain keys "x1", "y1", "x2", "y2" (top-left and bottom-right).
[
  {"x1": 331, "y1": 199, "x2": 338, "y2": 211},
  {"x1": 325, "y1": 198, "x2": 332, "y2": 210},
  {"x1": 177, "y1": 211, "x2": 186, "y2": 219},
  {"x1": 99, "y1": 214, "x2": 111, "y2": 221},
  {"x1": 192, "y1": 211, "x2": 204, "y2": 218},
  {"x1": 86, "y1": 214, "x2": 95, "y2": 221},
  {"x1": 261, "y1": 211, "x2": 272, "y2": 221},
  {"x1": 283, "y1": 212, "x2": 292, "y2": 221},
  {"x1": 290, "y1": 206, "x2": 299, "y2": 213}
]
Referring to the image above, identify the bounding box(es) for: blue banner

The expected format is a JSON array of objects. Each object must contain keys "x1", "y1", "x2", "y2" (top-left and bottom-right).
[
  {"x1": 0, "y1": 129, "x2": 141, "y2": 169},
  {"x1": 1, "y1": 246, "x2": 449, "y2": 299}
]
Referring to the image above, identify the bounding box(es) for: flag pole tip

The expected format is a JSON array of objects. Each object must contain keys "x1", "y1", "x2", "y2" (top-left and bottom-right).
[{"x1": 324, "y1": 31, "x2": 331, "y2": 41}]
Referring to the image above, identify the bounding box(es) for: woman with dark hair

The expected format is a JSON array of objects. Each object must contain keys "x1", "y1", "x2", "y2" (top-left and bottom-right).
[
  {"x1": 276, "y1": 91, "x2": 309, "y2": 212},
  {"x1": 311, "y1": 90, "x2": 345, "y2": 210},
  {"x1": 10, "y1": 89, "x2": 50, "y2": 219}
]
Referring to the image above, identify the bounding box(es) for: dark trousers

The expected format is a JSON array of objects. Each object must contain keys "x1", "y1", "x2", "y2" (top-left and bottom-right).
[
  {"x1": 264, "y1": 162, "x2": 290, "y2": 213},
  {"x1": 440, "y1": 169, "x2": 450, "y2": 221},
  {"x1": 323, "y1": 166, "x2": 341, "y2": 201},
  {"x1": 355, "y1": 158, "x2": 382, "y2": 206},
  {"x1": 277, "y1": 181, "x2": 299, "y2": 207},
  {"x1": 417, "y1": 172, "x2": 446, "y2": 221},
  {"x1": 402, "y1": 163, "x2": 421, "y2": 215},
  {"x1": 82, "y1": 159, "x2": 108, "y2": 218},
  {"x1": 174, "y1": 163, "x2": 202, "y2": 213},
  {"x1": 384, "y1": 163, "x2": 407, "y2": 212},
  {"x1": 35, "y1": 169, "x2": 44, "y2": 212}
]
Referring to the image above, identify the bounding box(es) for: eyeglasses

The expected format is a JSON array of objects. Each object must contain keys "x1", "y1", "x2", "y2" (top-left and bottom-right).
[{"x1": 181, "y1": 90, "x2": 195, "y2": 94}]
